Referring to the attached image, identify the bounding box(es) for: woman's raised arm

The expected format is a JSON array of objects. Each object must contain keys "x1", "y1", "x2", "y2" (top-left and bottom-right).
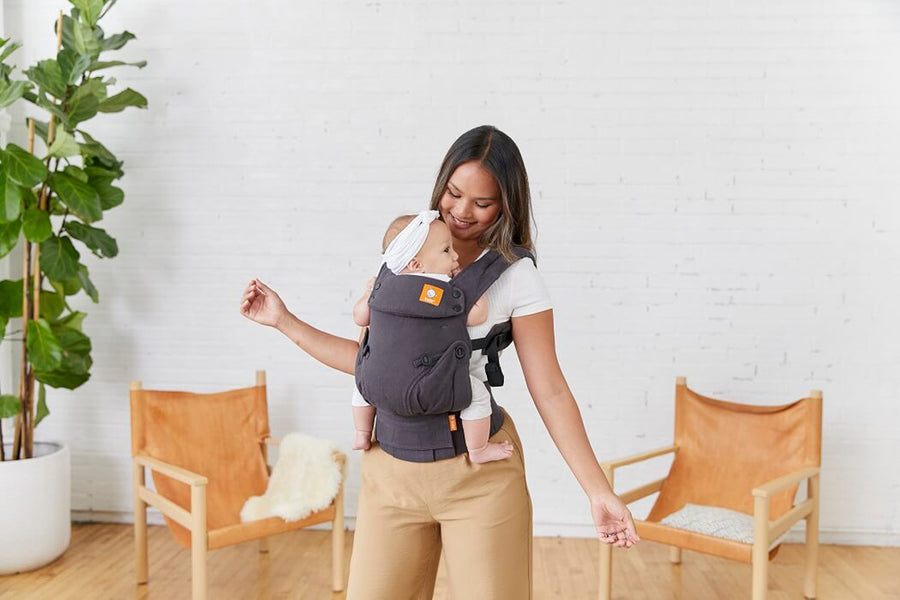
[
  {"x1": 276, "y1": 312, "x2": 360, "y2": 375},
  {"x1": 240, "y1": 278, "x2": 360, "y2": 375},
  {"x1": 511, "y1": 309, "x2": 639, "y2": 547}
]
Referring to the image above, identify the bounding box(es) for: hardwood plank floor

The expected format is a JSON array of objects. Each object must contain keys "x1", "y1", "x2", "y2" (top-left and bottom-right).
[{"x1": 0, "y1": 524, "x2": 897, "y2": 599}]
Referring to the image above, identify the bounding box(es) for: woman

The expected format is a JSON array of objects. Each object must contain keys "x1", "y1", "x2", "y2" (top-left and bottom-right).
[{"x1": 240, "y1": 125, "x2": 639, "y2": 599}]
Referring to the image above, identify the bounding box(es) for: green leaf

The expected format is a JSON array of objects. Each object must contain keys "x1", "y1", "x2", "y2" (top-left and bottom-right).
[
  {"x1": 0, "y1": 394, "x2": 21, "y2": 419},
  {"x1": 0, "y1": 216, "x2": 22, "y2": 258},
  {"x1": 77, "y1": 263, "x2": 98, "y2": 302},
  {"x1": 26, "y1": 318, "x2": 63, "y2": 370},
  {"x1": 34, "y1": 383, "x2": 49, "y2": 426},
  {"x1": 31, "y1": 119, "x2": 50, "y2": 144},
  {"x1": 97, "y1": 88, "x2": 146, "y2": 113},
  {"x1": 91, "y1": 180, "x2": 123, "y2": 210},
  {"x1": 0, "y1": 315, "x2": 6, "y2": 337},
  {"x1": 88, "y1": 59, "x2": 147, "y2": 72},
  {"x1": 0, "y1": 279, "x2": 24, "y2": 318},
  {"x1": 85, "y1": 164, "x2": 123, "y2": 182},
  {"x1": 63, "y1": 165, "x2": 89, "y2": 183},
  {"x1": 0, "y1": 172, "x2": 24, "y2": 222},
  {"x1": 65, "y1": 78, "x2": 106, "y2": 127},
  {"x1": 65, "y1": 221, "x2": 117, "y2": 257},
  {"x1": 24, "y1": 60, "x2": 67, "y2": 99},
  {"x1": 78, "y1": 131, "x2": 118, "y2": 167},
  {"x1": 22, "y1": 206, "x2": 52, "y2": 242},
  {"x1": 69, "y1": 77, "x2": 107, "y2": 103},
  {"x1": 39, "y1": 289, "x2": 66, "y2": 320},
  {"x1": 36, "y1": 93, "x2": 70, "y2": 128},
  {"x1": 34, "y1": 367, "x2": 89, "y2": 389},
  {"x1": 71, "y1": 18, "x2": 102, "y2": 56},
  {"x1": 54, "y1": 325, "x2": 92, "y2": 355},
  {"x1": 0, "y1": 39, "x2": 22, "y2": 63},
  {"x1": 39, "y1": 235, "x2": 81, "y2": 281},
  {"x1": 100, "y1": 31, "x2": 135, "y2": 51},
  {"x1": 48, "y1": 128, "x2": 80, "y2": 158},
  {"x1": 4, "y1": 144, "x2": 50, "y2": 187},
  {"x1": 72, "y1": 0, "x2": 104, "y2": 28},
  {"x1": 49, "y1": 172, "x2": 102, "y2": 222},
  {"x1": 0, "y1": 80, "x2": 31, "y2": 110},
  {"x1": 58, "y1": 48, "x2": 92, "y2": 85},
  {"x1": 53, "y1": 309, "x2": 86, "y2": 330}
]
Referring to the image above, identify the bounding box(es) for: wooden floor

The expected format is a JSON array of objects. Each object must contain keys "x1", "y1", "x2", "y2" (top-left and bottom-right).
[{"x1": 0, "y1": 524, "x2": 897, "y2": 599}]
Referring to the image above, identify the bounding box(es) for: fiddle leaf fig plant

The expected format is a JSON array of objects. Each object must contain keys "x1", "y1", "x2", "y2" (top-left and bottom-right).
[{"x1": 0, "y1": 0, "x2": 147, "y2": 460}]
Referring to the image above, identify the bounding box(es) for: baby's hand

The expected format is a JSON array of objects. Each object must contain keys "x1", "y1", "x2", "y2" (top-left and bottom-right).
[{"x1": 365, "y1": 277, "x2": 376, "y2": 292}]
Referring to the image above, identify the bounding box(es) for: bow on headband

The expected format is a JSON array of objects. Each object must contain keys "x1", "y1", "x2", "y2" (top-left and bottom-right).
[{"x1": 382, "y1": 210, "x2": 441, "y2": 274}]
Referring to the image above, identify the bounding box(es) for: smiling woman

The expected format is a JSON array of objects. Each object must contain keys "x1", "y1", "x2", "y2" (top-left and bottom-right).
[
  {"x1": 241, "y1": 124, "x2": 638, "y2": 599},
  {"x1": 430, "y1": 127, "x2": 536, "y2": 267}
]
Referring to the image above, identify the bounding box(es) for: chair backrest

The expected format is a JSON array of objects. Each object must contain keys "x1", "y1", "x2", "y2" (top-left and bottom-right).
[
  {"x1": 130, "y1": 379, "x2": 270, "y2": 547},
  {"x1": 647, "y1": 379, "x2": 822, "y2": 523}
]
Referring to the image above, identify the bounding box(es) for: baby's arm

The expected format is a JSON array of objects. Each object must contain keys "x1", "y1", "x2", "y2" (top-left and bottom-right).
[
  {"x1": 467, "y1": 293, "x2": 488, "y2": 326},
  {"x1": 352, "y1": 277, "x2": 376, "y2": 327}
]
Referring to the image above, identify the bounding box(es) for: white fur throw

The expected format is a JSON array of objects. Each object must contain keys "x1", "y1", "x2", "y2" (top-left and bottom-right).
[{"x1": 240, "y1": 433, "x2": 342, "y2": 523}]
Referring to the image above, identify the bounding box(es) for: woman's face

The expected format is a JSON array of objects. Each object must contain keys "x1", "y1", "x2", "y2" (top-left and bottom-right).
[{"x1": 438, "y1": 161, "x2": 502, "y2": 244}]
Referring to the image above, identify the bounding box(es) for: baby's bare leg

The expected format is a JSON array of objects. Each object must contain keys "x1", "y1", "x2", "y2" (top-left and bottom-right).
[
  {"x1": 463, "y1": 416, "x2": 514, "y2": 464},
  {"x1": 352, "y1": 405, "x2": 376, "y2": 450}
]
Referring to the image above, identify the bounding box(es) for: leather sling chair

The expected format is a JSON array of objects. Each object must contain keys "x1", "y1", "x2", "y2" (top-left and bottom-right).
[
  {"x1": 599, "y1": 376, "x2": 822, "y2": 600},
  {"x1": 130, "y1": 370, "x2": 347, "y2": 599}
]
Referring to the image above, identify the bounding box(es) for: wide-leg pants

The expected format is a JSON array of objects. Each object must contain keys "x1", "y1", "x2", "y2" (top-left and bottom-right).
[{"x1": 346, "y1": 408, "x2": 533, "y2": 600}]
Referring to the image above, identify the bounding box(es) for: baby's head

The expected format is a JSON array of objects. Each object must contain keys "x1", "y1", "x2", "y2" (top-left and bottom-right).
[{"x1": 382, "y1": 211, "x2": 459, "y2": 276}]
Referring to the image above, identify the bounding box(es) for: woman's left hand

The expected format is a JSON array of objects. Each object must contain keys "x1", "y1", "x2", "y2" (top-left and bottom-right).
[{"x1": 590, "y1": 493, "x2": 641, "y2": 548}]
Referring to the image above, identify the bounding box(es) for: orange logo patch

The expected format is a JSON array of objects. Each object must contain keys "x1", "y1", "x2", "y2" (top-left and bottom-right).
[{"x1": 419, "y1": 283, "x2": 444, "y2": 306}]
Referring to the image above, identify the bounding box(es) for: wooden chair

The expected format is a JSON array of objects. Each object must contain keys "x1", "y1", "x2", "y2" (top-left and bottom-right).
[
  {"x1": 130, "y1": 370, "x2": 347, "y2": 599},
  {"x1": 599, "y1": 376, "x2": 822, "y2": 600}
]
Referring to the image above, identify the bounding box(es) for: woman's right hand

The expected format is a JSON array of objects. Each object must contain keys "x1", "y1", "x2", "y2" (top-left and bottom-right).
[{"x1": 240, "y1": 278, "x2": 288, "y2": 328}]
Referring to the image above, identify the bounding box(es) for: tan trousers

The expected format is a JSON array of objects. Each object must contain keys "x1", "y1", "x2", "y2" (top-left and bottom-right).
[{"x1": 346, "y1": 408, "x2": 533, "y2": 600}]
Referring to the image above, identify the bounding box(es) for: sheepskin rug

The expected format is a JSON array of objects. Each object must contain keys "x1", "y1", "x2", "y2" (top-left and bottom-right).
[{"x1": 240, "y1": 432, "x2": 342, "y2": 523}]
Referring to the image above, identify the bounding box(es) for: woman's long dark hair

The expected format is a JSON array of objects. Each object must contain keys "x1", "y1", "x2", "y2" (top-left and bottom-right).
[{"x1": 429, "y1": 125, "x2": 536, "y2": 263}]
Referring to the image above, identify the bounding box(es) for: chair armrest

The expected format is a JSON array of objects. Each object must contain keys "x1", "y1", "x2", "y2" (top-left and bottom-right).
[
  {"x1": 262, "y1": 436, "x2": 280, "y2": 446},
  {"x1": 752, "y1": 466, "x2": 819, "y2": 499},
  {"x1": 134, "y1": 455, "x2": 208, "y2": 486},
  {"x1": 600, "y1": 444, "x2": 678, "y2": 471}
]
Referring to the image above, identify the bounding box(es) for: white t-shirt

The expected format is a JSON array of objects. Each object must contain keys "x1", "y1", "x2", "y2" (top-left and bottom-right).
[{"x1": 465, "y1": 248, "x2": 553, "y2": 383}]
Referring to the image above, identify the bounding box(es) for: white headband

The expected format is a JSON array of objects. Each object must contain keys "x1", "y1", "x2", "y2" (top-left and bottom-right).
[{"x1": 382, "y1": 210, "x2": 441, "y2": 274}]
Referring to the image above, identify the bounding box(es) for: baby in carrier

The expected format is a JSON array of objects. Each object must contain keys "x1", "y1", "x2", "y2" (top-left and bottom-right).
[{"x1": 350, "y1": 210, "x2": 514, "y2": 464}]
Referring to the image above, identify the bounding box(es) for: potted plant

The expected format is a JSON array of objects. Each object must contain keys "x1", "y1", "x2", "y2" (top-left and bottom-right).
[{"x1": 0, "y1": 0, "x2": 146, "y2": 574}]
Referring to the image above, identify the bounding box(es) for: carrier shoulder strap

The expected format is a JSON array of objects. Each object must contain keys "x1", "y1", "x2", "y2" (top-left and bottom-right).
[
  {"x1": 452, "y1": 246, "x2": 536, "y2": 315},
  {"x1": 454, "y1": 246, "x2": 536, "y2": 387}
]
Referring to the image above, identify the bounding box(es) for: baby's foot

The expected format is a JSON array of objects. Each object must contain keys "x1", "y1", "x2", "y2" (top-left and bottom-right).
[
  {"x1": 468, "y1": 440, "x2": 514, "y2": 464},
  {"x1": 352, "y1": 430, "x2": 372, "y2": 451}
]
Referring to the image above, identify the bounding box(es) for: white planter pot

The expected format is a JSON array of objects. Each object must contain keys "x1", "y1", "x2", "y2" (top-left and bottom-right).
[{"x1": 0, "y1": 441, "x2": 71, "y2": 575}]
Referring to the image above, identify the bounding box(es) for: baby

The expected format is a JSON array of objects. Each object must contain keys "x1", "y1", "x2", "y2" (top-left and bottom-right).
[{"x1": 350, "y1": 210, "x2": 514, "y2": 464}]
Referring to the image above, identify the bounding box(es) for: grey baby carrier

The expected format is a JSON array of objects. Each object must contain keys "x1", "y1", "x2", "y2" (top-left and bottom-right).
[{"x1": 354, "y1": 246, "x2": 536, "y2": 462}]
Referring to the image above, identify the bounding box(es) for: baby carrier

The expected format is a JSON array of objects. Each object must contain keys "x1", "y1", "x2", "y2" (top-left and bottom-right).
[{"x1": 354, "y1": 246, "x2": 536, "y2": 462}]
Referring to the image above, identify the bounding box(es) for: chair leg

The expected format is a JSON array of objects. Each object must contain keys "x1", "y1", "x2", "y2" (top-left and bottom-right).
[
  {"x1": 752, "y1": 496, "x2": 769, "y2": 600},
  {"x1": 332, "y1": 480, "x2": 346, "y2": 592},
  {"x1": 804, "y1": 475, "x2": 820, "y2": 599},
  {"x1": 133, "y1": 461, "x2": 149, "y2": 584},
  {"x1": 669, "y1": 546, "x2": 682, "y2": 564},
  {"x1": 191, "y1": 484, "x2": 208, "y2": 600},
  {"x1": 599, "y1": 542, "x2": 612, "y2": 600},
  {"x1": 258, "y1": 538, "x2": 269, "y2": 554}
]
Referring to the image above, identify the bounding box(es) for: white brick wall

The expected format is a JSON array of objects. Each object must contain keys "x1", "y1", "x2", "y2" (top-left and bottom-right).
[{"x1": 2, "y1": 0, "x2": 899, "y2": 545}]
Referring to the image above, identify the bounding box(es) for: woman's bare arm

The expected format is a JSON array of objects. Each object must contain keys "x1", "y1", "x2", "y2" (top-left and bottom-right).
[
  {"x1": 511, "y1": 309, "x2": 612, "y2": 498},
  {"x1": 276, "y1": 312, "x2": 360, "y2": 375},
  {"x1": 512, "y1": 309, "x2": 638, "y2": 546}
]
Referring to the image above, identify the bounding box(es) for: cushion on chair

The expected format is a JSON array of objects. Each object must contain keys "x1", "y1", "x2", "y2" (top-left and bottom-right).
[
  {"x1": 240, "y1": 433, "x2": 342, "y2": 523},
  {"x1": 659, "y1": 503, "x2": 787, "y2": 550}
]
